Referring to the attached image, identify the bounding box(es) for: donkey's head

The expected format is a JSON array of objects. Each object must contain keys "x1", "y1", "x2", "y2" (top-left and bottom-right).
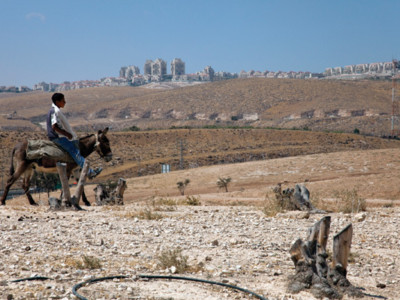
[{"x1": 93, "y1": 127, "x2": 112, "y2": 162}]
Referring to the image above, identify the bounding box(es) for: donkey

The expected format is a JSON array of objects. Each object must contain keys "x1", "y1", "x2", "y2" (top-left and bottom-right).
[{"x1": 1, "y1": 127, "x2": 112, "y2": 206}]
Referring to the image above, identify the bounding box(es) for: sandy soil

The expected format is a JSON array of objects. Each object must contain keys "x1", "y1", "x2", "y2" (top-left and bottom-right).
[{"x1": 1, "y1": 148, "x2": 400, "y2": 299}]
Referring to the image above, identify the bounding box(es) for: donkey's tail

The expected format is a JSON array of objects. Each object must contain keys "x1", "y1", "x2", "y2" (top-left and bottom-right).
[{"x1": 9, "y1": 147, "x2": 16, "y2": 175}]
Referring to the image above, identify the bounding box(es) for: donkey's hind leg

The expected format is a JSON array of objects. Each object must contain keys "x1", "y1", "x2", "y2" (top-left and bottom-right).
[
  {"x1": 22, "y1": 167, "x2": 37, "y2": 206},
  {"x1": 0, "y1": 176, "x2": 17, "y2": 205},
  {"x1": 1, "y1": 161, "x2": 29, "y2": 205}
]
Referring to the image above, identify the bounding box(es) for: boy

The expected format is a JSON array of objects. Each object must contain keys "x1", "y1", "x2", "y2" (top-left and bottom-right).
[{"x1": 46, "y1": 93, "x2": 102, "y2": 179}]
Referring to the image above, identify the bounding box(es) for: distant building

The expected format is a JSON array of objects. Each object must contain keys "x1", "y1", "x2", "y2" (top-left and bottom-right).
[
  {"x1": 120, "y1": 65, "x2": 140, "y2": 80},
  {"x1": 144, "y1": 60, "x2": 153, "y2": 76},
  {"x1": 171, "y1": 58, "x2": 185, "y2": 76},
  {"x1": 324, "y1": 60, "x2": 400, "y2": 79},
  {"x1": 203, "y1": 66, "x2": 215, "y2": 81},
  {"x1": 30, "y1": 57, "x2": 400, "y2": 92},
  {"x1": 152, "y1": 58, "x2": 167, "y2": 77}
]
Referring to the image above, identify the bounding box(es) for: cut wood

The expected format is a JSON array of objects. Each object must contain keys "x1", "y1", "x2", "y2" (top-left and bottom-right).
[
  {"x1": 287, "y1": 217, "x2": 362, "y2": 299},
  {"x1": 94, "y1": 178, "x2": 127, "y2": 206},
  {"x1": 273, "y1": 183, "x2": 325, "y2": 213}
]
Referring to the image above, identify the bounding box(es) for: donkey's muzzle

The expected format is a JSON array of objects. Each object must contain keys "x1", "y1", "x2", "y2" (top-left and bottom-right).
[{"x1": 104, "y1": 153, "x2": 113, "y2": 162}]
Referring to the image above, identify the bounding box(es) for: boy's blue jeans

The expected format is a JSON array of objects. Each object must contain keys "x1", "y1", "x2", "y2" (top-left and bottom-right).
[{"x1": 52, "y1": 137, "x2": 85, "y2": 168}]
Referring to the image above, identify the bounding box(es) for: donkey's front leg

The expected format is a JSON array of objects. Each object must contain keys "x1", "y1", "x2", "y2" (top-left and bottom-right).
[
  {"x1": 23, "y1": 168, "x2": 37, "y2": 206},
  {"x1": 81, "y1": 189, "x2": 91, "y2": 206}
]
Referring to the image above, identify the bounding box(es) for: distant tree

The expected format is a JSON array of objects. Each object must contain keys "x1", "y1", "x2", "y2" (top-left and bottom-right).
[
  {"x1": 217, "y1": 177, "x2": 231, "y2": 192},
  {"x1": 177, "y1": 179, "x2": 190, "y2": 195},
  {"x1": 353, "y1": 128, "x2": 360, "y2": 134}
]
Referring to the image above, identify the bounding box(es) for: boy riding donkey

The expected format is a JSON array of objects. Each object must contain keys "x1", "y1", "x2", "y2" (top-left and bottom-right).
[
  {"x1": 47, "y1": 93, "x2": 102, "y2": 179},
  {"x1": 1, "y1": 93, "x2": 111, "y2": 206}
]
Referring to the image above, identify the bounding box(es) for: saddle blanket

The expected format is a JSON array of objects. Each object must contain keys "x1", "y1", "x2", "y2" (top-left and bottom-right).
[{"x1": 26, "y1": 140, "x2": 74, "y2": 163}]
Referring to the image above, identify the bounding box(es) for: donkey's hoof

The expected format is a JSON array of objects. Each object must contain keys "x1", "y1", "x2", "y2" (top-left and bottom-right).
[{"x1": 29, "y1": 202, "x2": 39, "y2": 206}]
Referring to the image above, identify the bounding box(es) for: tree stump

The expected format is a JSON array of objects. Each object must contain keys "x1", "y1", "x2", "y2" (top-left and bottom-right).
[
  {"x1": 94, "y1": 178, "x2": 127, "y2": 206},
  {"x1": 288, "y1": 216, "x2": 363, "y2": 299},
  {"x1": 273, "y1": 183, "x2": 325, "y2": 213}
]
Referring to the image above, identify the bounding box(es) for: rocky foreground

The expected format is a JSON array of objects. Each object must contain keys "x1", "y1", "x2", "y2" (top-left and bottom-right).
[{"x1": 0, "y1": 203, "x2": 399, "y2": 300}]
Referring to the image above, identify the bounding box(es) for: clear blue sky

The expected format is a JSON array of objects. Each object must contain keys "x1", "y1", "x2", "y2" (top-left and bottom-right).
[{"x1": 1, "y1": 0, "x2": 399, "y2": 87}]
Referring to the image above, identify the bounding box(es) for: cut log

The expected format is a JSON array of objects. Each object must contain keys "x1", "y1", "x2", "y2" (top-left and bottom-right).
[
  {"x1": 94, "y1": 178, "x2": 127, "y2": 206},
  {"x1": 112, "y1": 178, "x2": 127, "y2": 205},
  {"x1": 307, "y1": 216, "x2": 331, "y2": 254},
  {"x1": 332, "y1": 224, "x2": 353, "y2": 272},
  {"x1": 287, "y1": 217, "x2": 362, "y2": 299},
  {"x1": 273, "y1": 183, "x2": 325, "y2": 213}
]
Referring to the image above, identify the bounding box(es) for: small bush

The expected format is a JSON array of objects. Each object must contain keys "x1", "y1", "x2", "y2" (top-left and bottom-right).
[
  {"x1": 310, "y1": 192, "x2": 330, "y2": 211},
  {"x1": 128, "y1": 125, "x2": 140, "y2": 131},
  {"x1": 155, "y1": 198, "x2": 177, "y2": 206},
  {"x1": 262, "y1": 194, "x2": 284, "y2": 217},
  {"x1": 125, "y1": 208, "x2": 163, "y2": 220},
  {"x1": 139, "y1": 208, "x2": 163, "y2": 220},
  {"x1": 185, "y1": 195, "x2": 201, "y2": 206},
  {"x1": 152, "y1": 197, "x2": 177, "y2": 212},
  {"x1": 157, "y1": 248, "x2": 189, "y2": 273},
  {"x1": 67, "y1": 255, "x2": 102, "y2": 269},
  {"x1": 333, "y1": 189, "x2": 366, "y2": 213}
]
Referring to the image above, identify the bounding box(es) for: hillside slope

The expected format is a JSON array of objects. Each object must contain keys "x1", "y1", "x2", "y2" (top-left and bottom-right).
[
  {"x1": 0, "y1": 78, "x2": 397, "y2": 135},
  {"x1": 1, "y1": 129, "x2": 400, "y2": 190}
]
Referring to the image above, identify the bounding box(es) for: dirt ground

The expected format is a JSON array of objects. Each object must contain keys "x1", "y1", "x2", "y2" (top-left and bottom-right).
[{"x1": 1, "y1": 148, "x2": 400, "y2": 299}]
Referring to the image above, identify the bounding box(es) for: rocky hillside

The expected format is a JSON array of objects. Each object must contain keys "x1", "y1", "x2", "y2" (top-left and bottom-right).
[{"x1": 0, "y1": 78, "x2": 397, "y2": 136}]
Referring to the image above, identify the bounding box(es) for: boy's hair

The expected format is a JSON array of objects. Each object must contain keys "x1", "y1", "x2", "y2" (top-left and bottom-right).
[{"x1": 51, "y1": 93, "x2": 65, "y2": 104}]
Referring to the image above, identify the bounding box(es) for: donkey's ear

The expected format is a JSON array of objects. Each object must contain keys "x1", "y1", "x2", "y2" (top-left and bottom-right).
[{"x1": 98, "y1": 127, "x2": 109, "y2": 136}]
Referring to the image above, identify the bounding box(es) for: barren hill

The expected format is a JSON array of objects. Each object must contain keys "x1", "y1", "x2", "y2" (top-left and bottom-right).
[
  {"x1": 0, "y1": 78, "x2": 397, "y2": 135},
  {"x1": 1, "y1": 128, "x2": 400, "y2": 192}
]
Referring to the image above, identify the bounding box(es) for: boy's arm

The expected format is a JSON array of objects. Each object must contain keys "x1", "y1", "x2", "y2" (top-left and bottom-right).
[{"x1": 52, "y1": 123, "x2": 73, "y2": 140}]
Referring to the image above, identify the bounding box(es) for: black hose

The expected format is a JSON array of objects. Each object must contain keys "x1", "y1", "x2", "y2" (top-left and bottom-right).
[
  {"x1": 72, "y1": 275, "x2": 129, "y2": 300},
  {"x1": 71, "y1": 274, "x2": 267, "y2": 300},
  {"x1": 10, "y1": 276, "x2": 52, "y2": 283},
  {"x1": 140, "y1": 275, "x2": 267, "y2": 300}
]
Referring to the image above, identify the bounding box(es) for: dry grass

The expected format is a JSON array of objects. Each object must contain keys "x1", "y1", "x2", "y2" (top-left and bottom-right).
[
  {"x1": 311, "y1": 189, "x2": 367, "y2": 213},
  {"x1": 65, "y1": 255, "x2": 102, "y2": 270},
  {"x1": 184, "y1": 195, "x2": 201, "y2": 206},
  {"x1": 156, "y1": 248, "x2": 189, "y2": 273},
  {"x1": 123, "y1": 207, "x2": 164, "y2": 220},
  {"x1": 332, "y1": 189, "x2": 367, "y2": 213}
]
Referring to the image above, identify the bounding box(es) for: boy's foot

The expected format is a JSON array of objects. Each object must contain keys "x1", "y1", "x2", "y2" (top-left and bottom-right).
[{"x1": 88, "y1": 167, "x2": 103, "y2": 179}]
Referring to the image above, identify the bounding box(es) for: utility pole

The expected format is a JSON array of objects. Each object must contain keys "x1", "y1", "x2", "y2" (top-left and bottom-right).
[
  {"x1": 178, "y1": 139, "x2": 185, "y2": 170},
  {"x1": 391, "y1": 60, "x2": 399, "y2": 137},
  {"x1": 391, "y1": 76, "x2": 395, "y2": 136}
]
